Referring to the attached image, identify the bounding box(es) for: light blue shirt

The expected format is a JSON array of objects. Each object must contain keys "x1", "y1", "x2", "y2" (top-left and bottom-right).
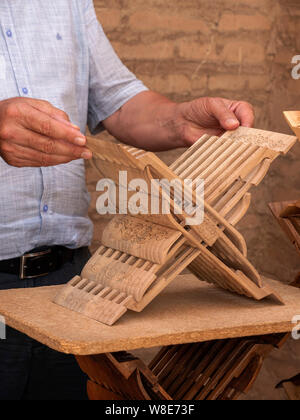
[{"x1": 0, "y1": 0, "x2": 148, "y2": 260}]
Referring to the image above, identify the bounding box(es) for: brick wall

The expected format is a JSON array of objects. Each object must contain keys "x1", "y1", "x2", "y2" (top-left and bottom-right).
[{"x1": 87, "y1": 0, "x2": 300, "y2": 283}]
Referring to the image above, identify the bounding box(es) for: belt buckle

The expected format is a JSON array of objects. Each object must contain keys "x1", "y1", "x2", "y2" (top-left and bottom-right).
[{"x1": 20, "y1": 249, "x2": 52, "y2": 280}]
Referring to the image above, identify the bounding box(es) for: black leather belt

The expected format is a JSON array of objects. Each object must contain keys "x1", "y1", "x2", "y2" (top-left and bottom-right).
[{"x1": 0, "y1": 246, "x2": 75, "y2": 279}]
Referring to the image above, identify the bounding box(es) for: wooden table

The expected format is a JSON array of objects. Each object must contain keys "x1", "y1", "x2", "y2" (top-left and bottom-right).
[
  {"x1": 0, "y1": 274, "x2": 299, "y2": 399},
  {"x1": 0, "y1": 274, "x2": 299, "y2": 355}
]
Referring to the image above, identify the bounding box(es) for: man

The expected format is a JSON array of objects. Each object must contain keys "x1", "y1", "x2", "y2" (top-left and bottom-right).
[{"x1": 0, "y1": 0, "x2": 254, "y2": 400}]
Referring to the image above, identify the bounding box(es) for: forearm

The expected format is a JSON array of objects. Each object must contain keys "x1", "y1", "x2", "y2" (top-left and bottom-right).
[
  {"x1": 103, "y1": 91, "x2": 186, "y2": 151},
  {"x1": 102, "y1": 91, "x2": 254, "y2": 152}
]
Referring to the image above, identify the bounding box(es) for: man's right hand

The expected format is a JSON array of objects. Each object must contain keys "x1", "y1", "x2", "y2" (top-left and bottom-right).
[{"x1": 0, "y1": 97, "x2": 92, "y2": 167}]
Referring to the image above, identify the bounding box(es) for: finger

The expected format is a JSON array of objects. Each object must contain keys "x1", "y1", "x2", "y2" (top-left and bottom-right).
[
  {"x1": 10, "y1": 128, "x2": 92, "y2": 159},
  {"x1": 27, "y1": 99, "x2": 80, "y2": 130},
  {"x1": 207, "y1": 98, "x2": 240, "y2": 131},
  {"x1": 21, "y1": 105, "x2": 86, "y2": 146},
  {"x1": 30, "y1": 99, "x2": 70, "y2": 120},
  {"x1": 34, "y1": 100, "x2": 80, "y2": 131},
  {"x1": 1, "y1": 140, "x2": 81, "y2": 167},
  {"x1": 53, "y1": 115, "x2": 81, "y2": 131},
  {"x1": 6, "y1": 157, "x2": 39, "y2": 168},
  {"x1": 232, "y1": 101, "x2": 255, "y2": 128},
  {"x1": 0, "y1": 141, "x2": 43, "y2": 166}
]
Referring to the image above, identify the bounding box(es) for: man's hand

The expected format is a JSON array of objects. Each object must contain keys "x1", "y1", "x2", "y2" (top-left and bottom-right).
[
  {"x1": 0, "y1": 97, "x2": 92, "y2": 167},
  {"x1": 103, "y1": 92, "x2": 255, "y2": 151},
  {"x1": 176, "y1": 97, "x2": 255, "y2": 146}
]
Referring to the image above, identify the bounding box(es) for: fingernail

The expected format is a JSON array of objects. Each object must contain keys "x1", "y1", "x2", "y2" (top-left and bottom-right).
[
  {"x1": 81, "y1": 151, "x2": 92, "y2": 160},
  {"x1": 226, "y1": 119, "x2": 239, "y2": 127},
  {"x1": 75, "y1": 136, "x2": 86, "y2": 146}
]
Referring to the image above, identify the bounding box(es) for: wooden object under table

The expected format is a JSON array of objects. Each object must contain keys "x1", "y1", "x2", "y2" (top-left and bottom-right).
[
  {"x1": 78, "y1": 334, "x2": 289, "y2": 401},
  {"x1": 0, "y1": 274, "x2": 300, "y2": 400},
  {"x1": 54, "y1": 126, "x2": 298, "y2": 326}
]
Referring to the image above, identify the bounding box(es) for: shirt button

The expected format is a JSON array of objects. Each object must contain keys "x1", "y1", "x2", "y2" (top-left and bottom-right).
[
  {"x1": 43, "y1": 205, "x2": 49, "y2": 213},
  {"x1": 22, "y1": 87, "x2": 28, "y2": 95},
  {"x1": 6, "y1": 30, "x2": 12, "y2": 38}
]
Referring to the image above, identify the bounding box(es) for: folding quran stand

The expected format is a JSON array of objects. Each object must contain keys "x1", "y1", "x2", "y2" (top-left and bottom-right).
[
  {"x1": 54, "y1": 126, "x2": 297, "y2": 326},
  {"x1": 54, "y1": 120, "x2": 300, "y2": 400}
]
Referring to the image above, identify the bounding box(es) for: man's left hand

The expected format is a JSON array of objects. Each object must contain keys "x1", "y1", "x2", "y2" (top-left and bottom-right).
[{"x1": 176, "y1": 97, "x2": 255, "y2": 146}]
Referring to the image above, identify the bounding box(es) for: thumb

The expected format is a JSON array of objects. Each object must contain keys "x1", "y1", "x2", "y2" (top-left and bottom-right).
[{"x1": 208, "y1": 98, "x2": 240, "y2": 131}]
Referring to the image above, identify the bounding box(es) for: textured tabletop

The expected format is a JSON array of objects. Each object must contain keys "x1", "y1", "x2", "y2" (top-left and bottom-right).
[{"x1": 0, "y1": 275, "x2": 299, "y2": 355}]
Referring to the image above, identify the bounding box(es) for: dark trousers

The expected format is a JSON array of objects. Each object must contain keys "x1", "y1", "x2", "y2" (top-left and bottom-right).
[{"x1": 0, "y1": 247, "x2": 91, "y2": 400}]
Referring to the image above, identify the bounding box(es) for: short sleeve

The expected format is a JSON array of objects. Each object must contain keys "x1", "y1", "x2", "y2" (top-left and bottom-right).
[{"x1": 84, "y1": 1, "x2": 148, "y2": 134}]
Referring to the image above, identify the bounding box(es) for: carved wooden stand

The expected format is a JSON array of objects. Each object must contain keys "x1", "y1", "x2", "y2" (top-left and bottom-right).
[
  {"x1": 54, "y1": 126, "x2": 297, "y2": 326},
  {"x1": 77, "y1": 334, "x2": 289, "y2": 400}
]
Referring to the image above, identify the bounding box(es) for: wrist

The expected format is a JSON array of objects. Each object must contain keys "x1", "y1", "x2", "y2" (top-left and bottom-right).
[
  {"x1": 168, "y1": 101, "x2": 192, "y2": 148},
  {"x1": 156, "y1": 101, "x2": 189, "y2": 149}
]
